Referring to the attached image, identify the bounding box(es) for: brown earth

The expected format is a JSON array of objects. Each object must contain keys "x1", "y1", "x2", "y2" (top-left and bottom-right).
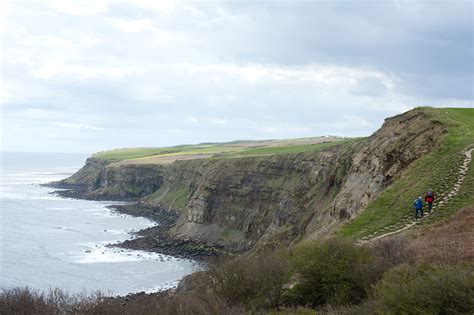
[{"x1": 409, "y1": 206, "x2": 474, "y2": 264}]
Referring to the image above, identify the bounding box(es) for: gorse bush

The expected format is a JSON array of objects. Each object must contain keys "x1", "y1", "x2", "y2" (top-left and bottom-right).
[
  {"x1": 374, "y1": 264, "x2": 474, "y2": 315},
  {"x1": 285, "y1": 238, "x2": 373, "y2": 308}
]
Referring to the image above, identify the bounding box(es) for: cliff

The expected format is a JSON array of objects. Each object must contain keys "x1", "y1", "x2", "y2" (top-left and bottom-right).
[{"x1": 56, "y1": 108, "x2": 449, "y2": 252}]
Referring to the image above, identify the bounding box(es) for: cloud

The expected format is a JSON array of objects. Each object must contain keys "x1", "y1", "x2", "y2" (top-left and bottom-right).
[
  {"x1": 1, "y1": 0, "x2": 472, "y2": 153},
  {"x1": 32, "y1": 62, "x2": 136, "y2": 80},
  {"x1": 50, "y1": 122, "x2": 107, "y2": 131},
  {"x1": 45, "y1": 0, "x2": 110, "y2": 16},
  {"x1": 108, "y1": 18, "x2": 156, "y2": 33}
]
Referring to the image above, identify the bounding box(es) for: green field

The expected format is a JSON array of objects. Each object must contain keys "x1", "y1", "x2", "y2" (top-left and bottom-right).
[
  {"x1": 92, "y1": 145, "x2": 203, "y2": 160},
  {"x1": 234, "y1": 141, "x2": 347, "y2": 156},
  {"x1": 92, "y1": 137, "x2": 348, "y2": 162},
  {"x1": 339, "y1": 108, "x2": 474, "y2": 239}
]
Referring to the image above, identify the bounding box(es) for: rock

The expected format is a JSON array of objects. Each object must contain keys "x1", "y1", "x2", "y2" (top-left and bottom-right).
[{"x1": 50, "y1": 108, "x2": 447, "y2": 253}]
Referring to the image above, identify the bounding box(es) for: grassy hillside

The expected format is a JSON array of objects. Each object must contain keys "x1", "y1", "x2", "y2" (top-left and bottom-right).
[
  {"x1": 340, "y1": 108, "x2": 474, "y2": 239},
  {"x1": 92, "y1": 137, "x2": 348, "y2": 163}
]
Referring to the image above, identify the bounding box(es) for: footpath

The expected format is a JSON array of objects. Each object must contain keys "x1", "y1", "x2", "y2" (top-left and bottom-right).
[{"x1": 368, "y1": 148, "x2": 473, "y2": 242}]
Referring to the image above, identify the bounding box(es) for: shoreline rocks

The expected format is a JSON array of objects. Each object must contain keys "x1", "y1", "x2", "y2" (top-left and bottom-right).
[{"x1": 46, "y1": 183, "x2": 221, "y2": 261}]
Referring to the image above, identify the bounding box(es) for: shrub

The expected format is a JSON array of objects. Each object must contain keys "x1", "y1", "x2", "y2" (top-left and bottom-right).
[
  {"x1": 0, "y1": 288, "x2": 53, "y2": 315},
  {"x1": 319, "y1": 300, "x2": 378, "y2": 315},
  {"x1": 286, "y1": 238, "x2": 373, "y2": 308},
  {"x1": 374, "y1": 264, "x2": 474, "y2": 314},
  {"x1": 370, "y1": 236, "x2": 415, "y2": 268},
  {"x1": 272, "y1": 306, "x2": 318, "y2": 314},
  {"x1": 0, "y1": 287, "x2": 243, "y2": 315},
  {"x1": 0, "y1": 288, "x2": 106, "y2": 315},
  {"x1": 210, "y1": 249, "x2": 291, "y2": 309},
  {"x1": 210, "y1": 255, "x2": 253, "y2": 304},
  {"x1": 361, "y1": 236, "x2": 416, "y2": 287}
]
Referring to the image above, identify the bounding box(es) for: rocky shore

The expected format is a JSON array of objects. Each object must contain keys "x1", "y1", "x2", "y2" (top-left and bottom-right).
[
  {"x1": 44, "y1": 182, "x2": 138, "y2": 202},
  {"x1": 109, "y1": 204, "x2": 221, "y2": 261},
  {"x1": 46, "y1": 184, "x2": 220, "y2": 261}
]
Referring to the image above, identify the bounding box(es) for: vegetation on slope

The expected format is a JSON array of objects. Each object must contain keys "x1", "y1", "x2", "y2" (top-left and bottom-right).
[
  {"x1": 3, "y1": 236, "x2": 472, "y2": 314},
  {"x1": 340, "y1": 107, "x2": 474, "y2": 238}
]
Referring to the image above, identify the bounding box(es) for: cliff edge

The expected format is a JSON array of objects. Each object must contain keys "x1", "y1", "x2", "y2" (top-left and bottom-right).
[{"x1": 54, "y1": 107, "x2": 474, "y2": 252}]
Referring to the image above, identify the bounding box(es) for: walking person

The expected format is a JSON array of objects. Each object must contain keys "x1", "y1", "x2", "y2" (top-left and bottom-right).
[
  {"x1": 414, "y1": 196, "x2": 424, "y2": 219},
  {"x1": 425, "y1": 189, "x2": 435, "y2": 213}
]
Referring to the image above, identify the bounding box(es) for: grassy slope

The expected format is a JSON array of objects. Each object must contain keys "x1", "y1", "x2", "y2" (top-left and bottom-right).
[{"x1": 339, "y1": 108, "x2": 474, "y2": 239}]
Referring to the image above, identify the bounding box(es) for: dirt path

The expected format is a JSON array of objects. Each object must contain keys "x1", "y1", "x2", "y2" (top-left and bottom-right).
[{"x1": 369, "y1": 148, "x2": 473, "y2": 242}]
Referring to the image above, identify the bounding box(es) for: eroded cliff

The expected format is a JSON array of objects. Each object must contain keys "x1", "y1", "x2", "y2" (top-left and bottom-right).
[{"x1": 57, "y1": 108, "x2": 446, "y2": 252}]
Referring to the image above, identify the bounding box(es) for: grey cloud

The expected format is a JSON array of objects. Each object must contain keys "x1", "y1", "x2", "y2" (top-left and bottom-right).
[{"x1": 1, "y1": 0, "x2": 472, "y2": 153}]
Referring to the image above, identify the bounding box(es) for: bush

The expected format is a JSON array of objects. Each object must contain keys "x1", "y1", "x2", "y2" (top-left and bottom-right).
[
  {"x1": 286, "y1": 238, "x2": 373, "y2": 308},
  {"x1": 360, "y1": 236, "x2": 416, "y2": 287},
  {"x1": 374, "y1": 264, "x2": 474, "y2": 314},
  {"x1": 210, "y1": 249, "x2": 291, "y2": 309},
  {"x1": 272, "y1": 306, "x2": 318, "y2": 314},
  {"x1": 0, "y1": 288, "x2": 108, "y2": 315},
  {"x1": 370, "y1": 236, "x2": 415, "y2": 268},
  {"x1": 0, "y1": 287, "x2": 244, "y2": 315},
  {"x1": 0, "y1": 288, "x2": 53, "y2": 315},
  {"x1": 319, "y1": 300, "x2": 378, "y2": 315}
]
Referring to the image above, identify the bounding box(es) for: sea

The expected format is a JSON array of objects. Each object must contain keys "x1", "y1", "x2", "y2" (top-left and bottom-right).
[{"x1": 0, "y1": 152, "x2": 200, "y2": 296}]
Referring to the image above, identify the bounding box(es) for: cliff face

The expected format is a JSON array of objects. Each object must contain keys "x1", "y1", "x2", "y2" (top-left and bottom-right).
[
  {"x1": 164, "y1": 146, "x2": 354, "y2": 251},
  {"x1": 60, "y1": 158, "x2": 165, "y2": 199},
  {"x1": 304, "y1": 108, "x2": 445, "y2": 239},
  {"x1": 59, "y1": 108, "x2": 445, "y2": 252}
]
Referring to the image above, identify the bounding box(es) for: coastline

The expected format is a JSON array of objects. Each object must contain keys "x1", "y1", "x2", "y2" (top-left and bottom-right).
[
  {"x1": 108, "y1": 204, "x2": 221, "y2": 261},
  {"x1": 47, "y1": 184, "x2": 221, "y2": 262}
]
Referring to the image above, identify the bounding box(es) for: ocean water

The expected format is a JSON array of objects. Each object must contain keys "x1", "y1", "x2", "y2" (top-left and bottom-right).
[{"x1": 0, "y1": 152, "x2": 200, "y2": 296}]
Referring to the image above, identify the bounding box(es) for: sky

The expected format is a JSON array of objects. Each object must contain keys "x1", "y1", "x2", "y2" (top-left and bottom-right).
[{"x1": 1, "y1": 0, "x2": 473, "y2": 154}]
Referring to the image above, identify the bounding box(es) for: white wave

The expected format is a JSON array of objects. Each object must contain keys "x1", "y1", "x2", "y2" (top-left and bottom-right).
[
  {"x1": 35, "y1": 196, "x2": 65, "y2": 201},
  {"x1": 143, "y1": 281, "x2": 181, "y2": 293},
  {"x1": 102, "y1": 229, "x2": 128, "y2": 235},
  {"x1": 71, "y1": 244, "x2": 179, "y2": 264}
]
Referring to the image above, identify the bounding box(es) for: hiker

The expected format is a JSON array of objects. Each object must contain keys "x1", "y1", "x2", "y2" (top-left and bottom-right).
[
  {"x1": 425, "y1": 189, "x2": 435, "y2": 213},
  {"x1": 414, "y1": 196, "x2": 423, "y2": 219}
]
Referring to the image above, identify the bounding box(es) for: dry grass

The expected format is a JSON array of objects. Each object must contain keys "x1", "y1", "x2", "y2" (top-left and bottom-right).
[{"x1": 409, "y1": 206, "x2": 474, "y2": 264}]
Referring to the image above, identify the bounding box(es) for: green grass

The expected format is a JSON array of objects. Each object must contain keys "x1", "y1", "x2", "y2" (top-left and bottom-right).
[
  {"x1": 153, "y1": 145, "x2": 243, "y2": 157},
  {"x1": 92, "y1": 145, "x2": 202, "y2": 161},
  {"x1": 91, "y1": 138, "x2": 348, "y2": 162},
  {"x1": 235, "y1": 141, "x2": 347, "y2": 156},
  {"x1": 145, "y1": 185, "x2": 190, "y2": 211},
  {"x1": 339, "y1": 107, "x2": 474, "y2": 238}
]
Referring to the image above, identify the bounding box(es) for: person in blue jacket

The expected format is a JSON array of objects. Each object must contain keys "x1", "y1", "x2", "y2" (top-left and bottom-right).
[{"x1": 414, "y1": 196, "x2": 423, "y2": 219}]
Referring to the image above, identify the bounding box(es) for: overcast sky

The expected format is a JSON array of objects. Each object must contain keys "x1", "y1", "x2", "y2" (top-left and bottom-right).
[{"x1": 1, "y1": 0, "x2": 473, "y2": 153}]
